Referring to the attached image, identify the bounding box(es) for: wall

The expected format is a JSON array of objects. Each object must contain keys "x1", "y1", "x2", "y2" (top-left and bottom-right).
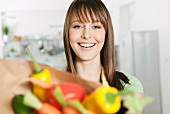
[
  {"x1": 2, "y1": 10, "x2": 65, "y2": 38},
  {"x1": 134, "y1": 0, "x2": 170, "y2": 30},
  {"x1": 159, "y1": 29, "x2": 170, "y2": 114},
  {"x1": 0, "y1": 0, "x2": 72, "y2": 11},
  {"x1": 0, "y1": 0, "x2": 70, "y2": 39},
  {"x1": 157, "y1": 1, "x2": 170, "y2": 112},
  {"x1": 0, "y1": 0, "x2": 111, "y2": 11}
]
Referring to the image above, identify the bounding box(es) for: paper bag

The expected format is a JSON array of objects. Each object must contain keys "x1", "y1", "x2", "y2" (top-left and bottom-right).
[{"x1": 0, "y1": 58, "x2": 100, "y2": 114}]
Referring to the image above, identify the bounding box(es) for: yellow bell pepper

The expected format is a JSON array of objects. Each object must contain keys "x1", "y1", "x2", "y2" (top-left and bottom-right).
[
  {"x1": 83, "y1": 86, "x2": 121, "y2": 114},
  {"x1": 32, "y1": 69, "x2": 51, "y2": 101},
  {"x1": 26, "y1": 48, "x2": 51, "y2": 101}
]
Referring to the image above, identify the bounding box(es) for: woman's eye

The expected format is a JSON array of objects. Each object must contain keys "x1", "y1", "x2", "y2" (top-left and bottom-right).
[
  {"x1": 93, "y1": 26, "x2": 101, "y2": 29},
  {"x1": 73, "y1": 25, "x2": 82, "y2": 28}
]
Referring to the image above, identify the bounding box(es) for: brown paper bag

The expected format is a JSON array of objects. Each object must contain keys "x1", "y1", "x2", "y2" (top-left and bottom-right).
[{"x1": 0, "y1": 58, "x2": 100, "y2": 114}]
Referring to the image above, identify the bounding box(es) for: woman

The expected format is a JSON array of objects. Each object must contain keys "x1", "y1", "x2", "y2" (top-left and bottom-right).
[
  {"x1": 63, "y1": 0, "x2": 143, "y2": 113},
  {"x1": 63, "y1": 0, "x2": 143, "y2": 108}
]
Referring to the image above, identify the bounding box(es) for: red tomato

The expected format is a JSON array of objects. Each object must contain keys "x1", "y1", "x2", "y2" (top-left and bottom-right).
[{"x1": 47, "y1": 82, "x2": 86, "y2": 110}]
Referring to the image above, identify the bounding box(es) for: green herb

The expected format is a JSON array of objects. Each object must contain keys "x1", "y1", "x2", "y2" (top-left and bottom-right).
[
  {"x1": 2, "y1": 25, "x2": 9, "y2": 35},
  {"x1": 10, "y1": 48, "x2": 16, "y2": 52},
  {"x1": 123, "y1": 94, "x2": 153, "y2": 114}
]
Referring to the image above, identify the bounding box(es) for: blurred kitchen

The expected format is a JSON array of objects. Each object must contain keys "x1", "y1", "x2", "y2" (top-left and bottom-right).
[{"x1": 0, "y1": 0, "x2": 169, "y2": 114}]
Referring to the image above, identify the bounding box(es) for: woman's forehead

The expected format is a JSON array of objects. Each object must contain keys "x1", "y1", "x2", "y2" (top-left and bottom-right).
[{"x1": 70, "y1": 11, "x2": 100, "y2": 23}]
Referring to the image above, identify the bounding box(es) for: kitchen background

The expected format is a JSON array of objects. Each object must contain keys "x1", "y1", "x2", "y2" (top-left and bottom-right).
[{"x1": 0, "y1": 0, "x2": 170, "y2": 114}]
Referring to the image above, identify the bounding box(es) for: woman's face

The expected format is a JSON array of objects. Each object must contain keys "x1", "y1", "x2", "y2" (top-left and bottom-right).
[{"x1": 69, "y1": 16, "x2": 106, "y2": 61}]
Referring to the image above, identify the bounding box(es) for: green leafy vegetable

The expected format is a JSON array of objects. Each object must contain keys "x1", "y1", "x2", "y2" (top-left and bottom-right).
[{"x1": 123, "y1": 94, "x2": 153, "y2": 114}]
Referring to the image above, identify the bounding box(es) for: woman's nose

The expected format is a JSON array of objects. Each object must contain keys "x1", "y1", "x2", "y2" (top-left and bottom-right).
[{"x1": 81, "y1": 27, "x2": 92, "y2": 39}]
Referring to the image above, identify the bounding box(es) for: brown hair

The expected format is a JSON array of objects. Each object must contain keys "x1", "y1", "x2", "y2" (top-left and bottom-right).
[{"x1": 63, "y1": 0, "x2": 129, "y2": 90}]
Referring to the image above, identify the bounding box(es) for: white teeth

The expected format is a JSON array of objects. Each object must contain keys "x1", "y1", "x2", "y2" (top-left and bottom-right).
[{"x1": 79, "y1": 43, "x2": 95, "y2": 48}]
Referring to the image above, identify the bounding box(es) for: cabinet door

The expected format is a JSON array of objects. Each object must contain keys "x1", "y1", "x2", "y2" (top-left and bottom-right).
[{"x1": 132, "y1": 31, "x2": 162, "y2": 114}]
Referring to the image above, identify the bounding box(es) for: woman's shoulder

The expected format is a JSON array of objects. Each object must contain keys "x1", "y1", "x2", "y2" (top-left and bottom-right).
[{"x1": 121, "y1": 74, "x2": 144, "y2": 93}]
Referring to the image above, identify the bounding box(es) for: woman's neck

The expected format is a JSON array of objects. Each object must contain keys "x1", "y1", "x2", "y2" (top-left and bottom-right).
[{"x1": 75, "y1": 59, "x2": 102, "y2": 83}]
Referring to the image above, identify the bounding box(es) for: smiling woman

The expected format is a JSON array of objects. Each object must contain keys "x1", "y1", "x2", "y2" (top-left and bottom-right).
[
  {"x1": 63, "y1": 0, "x2": 143, "y2": 113},
  {"x1": 69, "y1": 19, "x2": 105, "y2": 62},
  {"x1": 64, "y1": 0, "x2": 144, "y2": 88}
]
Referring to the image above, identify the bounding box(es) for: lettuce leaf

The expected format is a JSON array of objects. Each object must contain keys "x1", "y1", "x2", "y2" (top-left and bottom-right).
[{"x1": 123, "y1": 94, "x2": 153, "y2": 114}]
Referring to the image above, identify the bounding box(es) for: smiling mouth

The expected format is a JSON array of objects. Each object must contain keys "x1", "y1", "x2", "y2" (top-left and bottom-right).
[{"x1": 78, "y1": 43, "x2": 95, "y2": 48}]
